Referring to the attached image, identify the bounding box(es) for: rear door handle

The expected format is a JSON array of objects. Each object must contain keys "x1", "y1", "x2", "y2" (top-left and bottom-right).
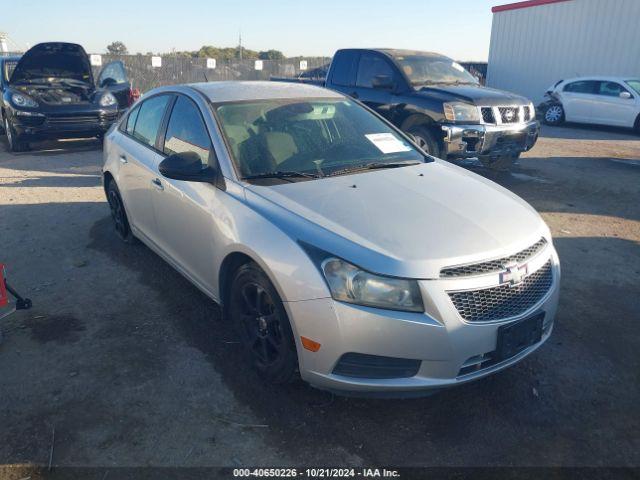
[
  {"x1": 151, "y1": 178, "x2": 164, "y2": 191},
  {"x1": 119, "y1": 155, "x2": 128, "y2": 164}
]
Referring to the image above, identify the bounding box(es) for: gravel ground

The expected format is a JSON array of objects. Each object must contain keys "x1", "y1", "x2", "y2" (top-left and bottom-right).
[{"x1": 0, "y1": 124, "x2": 638, "y2": 472}]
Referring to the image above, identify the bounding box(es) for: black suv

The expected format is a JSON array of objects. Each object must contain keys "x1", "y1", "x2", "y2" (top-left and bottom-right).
[{"x1": 325, "y1": 49, "x2": 539, "y2": 169}]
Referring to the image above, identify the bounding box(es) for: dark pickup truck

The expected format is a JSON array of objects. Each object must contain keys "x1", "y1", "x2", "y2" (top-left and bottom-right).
[{"x1": 322, "y1": 48, "x2": 539, "y2": 169}]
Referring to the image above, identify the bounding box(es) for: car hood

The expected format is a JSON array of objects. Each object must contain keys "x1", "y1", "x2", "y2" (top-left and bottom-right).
[
  {"x1": 243, "y1": 161, "x2": 549, "y2": 279},
  {"x1": 415, "y1": 84, "x2": 530, "y2": 106},
  {"x1": 10, "y1": 42, "x2": 94, "y2": 86}
]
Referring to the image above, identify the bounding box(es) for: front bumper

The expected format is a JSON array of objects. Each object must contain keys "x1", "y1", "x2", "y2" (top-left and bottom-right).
[
  {"x1": 286, "y1": 244, "x2": 560, "y2": 396},
  {"x1": 441, "y1": 120, "x2": 539, "y2": 159},
  {"x1": 9, "y1": 108, "x2": 119, "y2": 140}
]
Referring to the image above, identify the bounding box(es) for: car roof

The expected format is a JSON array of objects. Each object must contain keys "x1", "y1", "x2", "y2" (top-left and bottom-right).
[
  {"x1": 561, "y1": 76, "x2": 639, "y2": 83},
  {"x1": 336, "y1": 48, "x2": 449, "y2": 59},
  {"x1": 187, "y1": 81, "x2": 344, "y2": 103}
]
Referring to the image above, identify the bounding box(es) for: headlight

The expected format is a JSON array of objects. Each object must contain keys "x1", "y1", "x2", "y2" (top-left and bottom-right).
[
  {"x1": 443, "y1": 102, "x2": 479, "y2": 123},
  {"x1": 321, "y1": 257, "x2": 424, "y2": 312},
  {"x1": 11, "y1": 93, "x2": 38, "y2": 108},
  {"x1": 99, "y1": 92, "x2": 117, "y2": 107}
]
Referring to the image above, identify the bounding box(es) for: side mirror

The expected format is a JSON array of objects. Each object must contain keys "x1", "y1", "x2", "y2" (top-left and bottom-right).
[
  {"x1": 620, "y1": 91, "x2": 632, "y2": 99},
  {"x1": 159, "y1": 151, "x2": 217, "y2": 183},
  {"x1": 372, "y1": 74, "x2": 395, "y2": 90}
]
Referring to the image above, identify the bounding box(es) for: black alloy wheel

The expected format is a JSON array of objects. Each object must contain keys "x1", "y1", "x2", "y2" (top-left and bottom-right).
[{"x1": 229, "y1": 263, "x2": 298, "y2": 383}]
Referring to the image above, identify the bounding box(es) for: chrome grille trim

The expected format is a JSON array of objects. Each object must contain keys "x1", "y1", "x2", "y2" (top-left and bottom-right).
[
  {"x1": 448, "y1": 261, "x2": 553, "y2": 323},
  {"x1": 440, "y1": 238, "x2": 548, "y2": 278}
]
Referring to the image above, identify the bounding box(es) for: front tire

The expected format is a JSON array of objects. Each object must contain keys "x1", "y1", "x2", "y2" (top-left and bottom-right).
[
  {"x1": 106, "y1": 179, "x2": 135, "y2": 243},
  {"x1": 4, "y1": 116, "x2": 30, "y2": 152},
  {"x1": 228, "y1": 262, "x2": 298, "y2": 384},
  {"x1": 407, "y1": 126, "x2": 442, "y2": 158},
  {"x1": 543, "y1": 103, "x2": 565, "y2": 126}
]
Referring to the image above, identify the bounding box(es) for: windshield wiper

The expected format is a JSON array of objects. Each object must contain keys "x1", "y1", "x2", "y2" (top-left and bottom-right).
[
  {"x1": 327, "y1": 161, "x2": 421, "y2": 177},
  {"x1": 242, "y1": 170, "x2": 320, "y2": 182}
]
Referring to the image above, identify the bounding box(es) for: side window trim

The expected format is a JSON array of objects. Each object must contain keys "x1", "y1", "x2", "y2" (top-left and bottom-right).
[{"x1": 161, "y1": 93, "x2": 219, "y2": 167}]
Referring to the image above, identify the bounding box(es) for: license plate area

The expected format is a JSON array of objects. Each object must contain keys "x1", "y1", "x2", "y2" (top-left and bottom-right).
[{"x1": 496, "y1": 313, "x2": 544, "y2": 361}]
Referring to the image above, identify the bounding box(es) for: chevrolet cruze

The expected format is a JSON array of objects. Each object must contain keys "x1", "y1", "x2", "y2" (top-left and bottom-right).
[{"x1": 102, "y1": 81, "x2": 560, "y2": 395}]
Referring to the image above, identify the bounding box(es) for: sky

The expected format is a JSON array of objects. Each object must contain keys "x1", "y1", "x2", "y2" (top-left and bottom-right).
[{"x1": 4, "y1": 0, "x2": 503, "y2": 61}]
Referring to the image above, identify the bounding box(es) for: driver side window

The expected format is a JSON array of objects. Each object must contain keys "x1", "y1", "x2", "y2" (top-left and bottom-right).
[
  {"x1": 163, "y1": 96, "x2": 212, "y2": 164},
  {"x1": 356, "y1": 54, "x2": 394, "y2": 88}
]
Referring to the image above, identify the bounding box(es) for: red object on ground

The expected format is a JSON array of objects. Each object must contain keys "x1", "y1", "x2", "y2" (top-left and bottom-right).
[
  {"x1": 492, "y1": 0, "x2": 571, "y2": 13},
  {"x1": 0, "y1": 264, "x2": 7, "y2": 308}
]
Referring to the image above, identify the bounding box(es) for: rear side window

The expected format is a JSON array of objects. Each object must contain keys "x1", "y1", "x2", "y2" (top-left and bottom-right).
[
  {"x1": 125, "y1": 105, "x2": 140, "y2": 135},
  {"x1": 356, "y1": 54, "x2": 394, "y2": 88},
  {"x1": 133, "y1": 95, "x2": 170, "y2": 148},
  {"x1": 597, "y1": 81, "x2": 629, "y2": 97},
  {"x1": 163, "y1": 96, "x2": 212, "y2": 163},
  {"x1": 563, "y1": 80, "x2": 598, "y2": 94},
  {"x1": 330, "y1": 51, "x2": 357, "y2": 87}
]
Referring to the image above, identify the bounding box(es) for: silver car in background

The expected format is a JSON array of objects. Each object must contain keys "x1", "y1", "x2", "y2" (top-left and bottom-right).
[{"x1": 102, "y1": 81, "x2": 560, "y2": 396}]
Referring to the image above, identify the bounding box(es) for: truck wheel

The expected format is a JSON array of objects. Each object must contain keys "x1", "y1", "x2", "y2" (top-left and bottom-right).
[
  {"x1": 479, "y1": 153, "x2": 517, "y2": 171},
  {"x1": 543, "y1": 104, "x2": 564, "y2": 126},
  {"x1": 407, "y1": 126, "x2": 442, "y2": 158},
  {"x1": 4, "y1": 117, "x2": 30, "y2": 152}
]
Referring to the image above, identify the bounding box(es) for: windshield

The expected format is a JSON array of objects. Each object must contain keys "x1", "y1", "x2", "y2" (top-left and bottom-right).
[
  {"x1": 626, "y1": 80, "x2": 640, "y2": 95},
  {"x1": 392, "y1": 54, "x2": 478, "y2": 86},
  {"x1": 215, "y1": 98, "x2": 426, "y2": 180}
]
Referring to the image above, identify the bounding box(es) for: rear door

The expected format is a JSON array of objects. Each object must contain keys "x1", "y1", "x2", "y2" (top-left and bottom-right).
[
  {"x1": 560, "y1": 80, "x2": 598, "y2": 123},
  {"x1": 97, "y1": 60, "x2": 131, "y2": 109},
  {"x1": 351, "y1": 52, "x2": 400, "y2": 120},
  {"x1": 590, "y1": 81, "x2": 637, "y2": 127},
  {"x1": 116, "y1": 94, "x2": 172, "y2": 242}
]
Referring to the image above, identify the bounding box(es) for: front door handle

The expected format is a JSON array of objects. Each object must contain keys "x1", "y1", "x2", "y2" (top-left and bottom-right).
[
  {"x1": 119, "y1": 155, "x2": 128, "y2": 164},
  {"x1": 151, "y1": 178, "x2": 164, "y2": 191}
]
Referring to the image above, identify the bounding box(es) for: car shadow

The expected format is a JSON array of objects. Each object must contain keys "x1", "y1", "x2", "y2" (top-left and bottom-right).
[{"x1": 538, "y1": 123, "x2": 639, "y2": 141}]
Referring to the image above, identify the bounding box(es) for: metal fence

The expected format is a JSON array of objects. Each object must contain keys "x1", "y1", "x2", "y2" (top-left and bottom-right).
[
  {"x1": 91, "y1": 54, "x2": 331, "y2": 92},
  {"x1": 2, "y1": 52, "x2": 486, "y2": 90}
]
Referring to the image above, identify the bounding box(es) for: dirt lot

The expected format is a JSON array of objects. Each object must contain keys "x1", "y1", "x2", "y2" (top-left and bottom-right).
[{"x1": 0, "y1": 124, "x2": 639, "y2": 472}]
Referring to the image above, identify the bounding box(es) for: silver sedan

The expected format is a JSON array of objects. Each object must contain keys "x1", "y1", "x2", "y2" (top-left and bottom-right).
[{"x1": 102, "y1": 81, "x2": 560, "y2": 396}]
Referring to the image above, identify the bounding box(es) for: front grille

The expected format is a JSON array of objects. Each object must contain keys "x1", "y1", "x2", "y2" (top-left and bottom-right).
[
  {"x1": 499, "y1": 107, "x2": 520, "y2": 124},
  {"x1": 440, "y1": 238, "x2": 547, "y2": 278},
  {"x1": 481, "y1": 107, "x2": 495, "y2": 124},
  {"x1": 47, "y1": 115, "x2": 100, "y2": 125},
  {"x1": 448, "y1": 261, "x2": 553, "y2": 322}
]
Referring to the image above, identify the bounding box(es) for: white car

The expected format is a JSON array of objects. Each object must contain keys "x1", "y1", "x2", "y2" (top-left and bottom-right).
[
  {"x1": 103, "y1": 81, "x2": 560, "y2": 396},
  {"x1": 541, "y1": 77, "x2": 640, "y2": 132}
]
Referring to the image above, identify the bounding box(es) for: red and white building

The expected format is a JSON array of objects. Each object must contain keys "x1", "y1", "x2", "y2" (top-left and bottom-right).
[{"x1": 486, "y1": 0, "x2": 640, "y2": 103}]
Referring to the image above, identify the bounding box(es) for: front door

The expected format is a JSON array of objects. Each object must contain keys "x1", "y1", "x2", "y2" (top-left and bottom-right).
[
  {"x1": 151, "y1": 95, "x2": 219, "y2": 293},
  {"x1": 590, "y1": 81, "x2": 638, "y2": 127},
  {"x1": 97, "y1": 60, "x2": 131, "y2": 109}
]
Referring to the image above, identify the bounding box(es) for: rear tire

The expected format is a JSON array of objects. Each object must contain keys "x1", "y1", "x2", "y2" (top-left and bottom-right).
[
  {"x1": 106, "y1": 179, "x2": 136, "y2": 243},
  {"x1": 228, "y1": 262, "x2": 298, "y2": 384},
  {"x1": 407, "y1": 126, "x2": 442, "y2": 158},
  {"x1": 479, "y1": 153, "x2": 518, "y2": 171},
  {"x1": 4, "y1": 116, "x2": 30, "y2": 152},
  {"x1": 543, "y1": 103, "x2": 565, "y2": 126}
]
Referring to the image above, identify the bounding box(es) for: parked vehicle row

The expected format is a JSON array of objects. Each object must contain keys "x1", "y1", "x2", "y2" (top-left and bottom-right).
[
  {"x1": 540, "y1": 76, "x2": 640, "y2": 132},
  {"x1": 102, "y1": 81, "x2": 560, "y2": 396},
  {"x1": 0, "y1": 42, "x2": 137, "y2": 152}
]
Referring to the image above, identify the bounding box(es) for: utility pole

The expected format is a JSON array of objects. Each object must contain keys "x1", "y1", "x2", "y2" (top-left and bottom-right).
[{"x1": 238, "y1": 29, "x2": 242, "y2": 61}]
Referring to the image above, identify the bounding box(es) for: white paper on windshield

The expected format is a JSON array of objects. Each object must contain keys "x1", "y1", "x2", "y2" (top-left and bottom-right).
[{"x1": 365, "y1": 133, "x2": 412, "y2": 154}]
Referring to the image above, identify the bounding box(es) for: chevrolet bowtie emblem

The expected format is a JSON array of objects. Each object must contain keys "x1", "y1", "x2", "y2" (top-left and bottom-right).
[{"x1": 500, "y1": 262, "x2": 528, "y2": 286}]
